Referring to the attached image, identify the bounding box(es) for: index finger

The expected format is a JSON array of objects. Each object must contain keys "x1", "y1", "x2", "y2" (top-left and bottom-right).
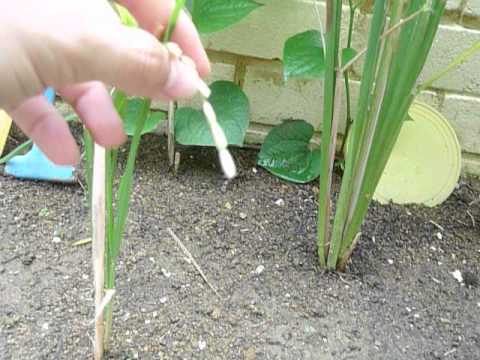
[{"x1": 116, "y1": 0, "x2": 210, "y2": 77}]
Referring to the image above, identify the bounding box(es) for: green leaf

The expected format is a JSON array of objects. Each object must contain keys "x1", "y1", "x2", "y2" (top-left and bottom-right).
[
  {"x1": 283, "y1": 30, "x2": 325, "y2": 81},
  {"x1": 257, "y1": 120, "x2": 322, "y2": 183},
  {"x1": 122, "y1": 98, "x2": 166, "y2": 136},
  {"x1": 175, "y1": 81, "x2": 250, "y2": 146},
  {"x1": 192, "y1": 0, "x2": 262, "y2": 33},
  {"x1": 113, "y1": 4, "x2": 138, "y2": 28},
  {"x1": 342, "y1": 47, "x2": 358, "y2": 68}
]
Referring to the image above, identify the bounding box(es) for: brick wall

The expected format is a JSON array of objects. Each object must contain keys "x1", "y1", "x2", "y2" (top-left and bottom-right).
[{"x1": 158, "y1": 0, "x2": 480, "y2": 175}]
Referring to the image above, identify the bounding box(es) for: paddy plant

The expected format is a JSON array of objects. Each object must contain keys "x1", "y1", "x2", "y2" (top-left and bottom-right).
[{"x1": 258, "y1": 0, "x2": 447, "y2": 270}]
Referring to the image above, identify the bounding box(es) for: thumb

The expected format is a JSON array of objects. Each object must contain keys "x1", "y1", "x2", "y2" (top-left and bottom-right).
[{"x1": 62, "y1": 25, "x2": 201, "y2": 100}]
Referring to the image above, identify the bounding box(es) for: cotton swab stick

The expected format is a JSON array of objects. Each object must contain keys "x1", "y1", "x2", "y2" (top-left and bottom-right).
[{"x1": 165, "y1": 42, "x2": 237, "y2": 180}]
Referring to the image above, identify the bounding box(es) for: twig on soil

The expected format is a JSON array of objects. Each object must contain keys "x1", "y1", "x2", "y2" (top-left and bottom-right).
[
  {"x1": 167, "y1": 228, "x2": 220, "y2": 298},
  {"x1": 430, "y1": 276, "x2": 443, "y2": 285},
  {"x1": 443, "y1": 348, "x2": 457, "y2": 357},
  {"x1": 429, "y1": 220, "x2": 444, "y2": 232},
  {"x1": 466, "y1": 210, "x2": 475, "y2": 227},
  {"x1": 338, "y1": 275, "x2": 353, "y2": 286},
  {"x1": 72, "y1": 238, "x2": 92, "y2": 247},
  {"x1": 469, "y1": 197, "x2": 479, "y2": 207},
  {"x1": 77, "y1": 177, "x2": 86, "y2": 194},
  {"x1": 1, "y1": 253, "x2": 22, "y2": 265},
  {"x1": 456, "y1": 219, "x2": 469, "y2": 227}
]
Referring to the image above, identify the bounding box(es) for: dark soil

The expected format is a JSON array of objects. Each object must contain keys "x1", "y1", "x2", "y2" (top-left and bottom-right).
[{"x1": 1, "y1": 134, "x2": 479, "y2": 360}]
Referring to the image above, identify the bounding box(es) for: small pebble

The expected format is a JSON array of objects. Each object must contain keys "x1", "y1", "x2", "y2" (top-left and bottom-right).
[
  {"x1": 275, "y1": 199, "x2": 285, "y2": 206},
  {"x1": 198, "y1": 339, "x2": 207, "y2": 351},
  {"x1": 225, "y1": 202, "x2": 232, "y2": 210},
  {"x1": 435, "y1": 232, "x2": 443, "y2": 240},
  {"x1": 244, "y1": 347, "x2": 256, "y2": 360},
  {"x1": 161, "y1": 268, "x2": 171, "y2": 278},
  {"x1": 239, "y1": 212, "x2": 247, "y2": 219},
  {"x1": 52, "y1": 237, "x2": 61, "y2": 244},
  {"x1": 160, "y1": 297, "x2": 168, "y2": 304},
  {"x1": 21, "y1": 253, "x2": 35, "y2": 266},
  {"x1": 387, "y1": 259, "x2": 394, "y2": 265},
  {"x1": 252, "y1": 168, "x2": 258, "y2": 174},
  {"x1": 451, "y1": 270, "x2": 463, "y2": 283},
  {"x1": 255, "y1": 265, "x2": 265, "y2": 275}
]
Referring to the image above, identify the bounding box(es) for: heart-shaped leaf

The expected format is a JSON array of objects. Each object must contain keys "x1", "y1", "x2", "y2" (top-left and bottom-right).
[
  {"x1": 342, "y1": 47, "x2": 358, "y2": 68},
  {"x1": 257, "y1": 120, "x2": 322, "y2": 183},
  {"x1": 283, "y1": 30, "x2": 325, "y2": 81},
  {"x1": 122, "y1": 98, "x2": 166, "y2": 136},
  {"x1": 192, "y1": 0, "x2": 262, "y2": 34},
  {"x1": 175, "y1": 81, "x2": 249, "y2": 146}
]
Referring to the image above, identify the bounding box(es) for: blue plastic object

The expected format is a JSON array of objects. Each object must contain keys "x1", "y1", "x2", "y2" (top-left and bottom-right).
[{"x1": 4, "y1": 88, "x2": 76, "y2": 183}]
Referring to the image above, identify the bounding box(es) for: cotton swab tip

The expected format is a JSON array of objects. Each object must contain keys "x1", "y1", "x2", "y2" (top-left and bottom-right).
[{"x1": 219, "y1": 149, "x2": 237, "y2": 180}]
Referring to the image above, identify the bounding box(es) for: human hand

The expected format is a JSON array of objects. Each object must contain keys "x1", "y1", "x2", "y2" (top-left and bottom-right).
[{"x1": 0, "y1": 0, "x2": 210, "y2": 165}]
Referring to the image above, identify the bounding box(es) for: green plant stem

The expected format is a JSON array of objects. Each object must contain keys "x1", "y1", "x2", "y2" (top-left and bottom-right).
[
  {"x1": 110, "y1": 101, "x2": 150, "y2": 258},
  {"x1": 338, "y1": 0, "x2": 405, "y2": 258},
  {"x1": 101, "y1": 89, "x2": 126, "y2": 351},
  {"x1": 341, "y1": 0, "x2": 357, "y2": 156},
  {"x1": 317, "y1": 0, "x2": 343, "y2": 267},
  {"x1": 105, "y1": 148, "x2": 117, "y2": 286},
  {"x1": 103, "y1": 0, "x2": 184, "y2": 350},
  {"x1": 417, "y1": 40, "x2": 480, "y2": 93},
  {"x1": 84, "y1": 129, "x2": 94, "y2": 203},
  {"x1": 326, "y1": 0, "x2": 388, "y2": 270},
  {"x1": 163, "y1": 0, "x2": 185, "y2": 167},
  {"x1": 343, "y1": 73, "x2": 352, "y2": 139},
  {"x1": 103, "y1": 99, "x2": 149, "y2": 349},
  {"x1": 0, "y1": 139, "x2": 32, "y2": 165},
  {"x1": 347, "y1": 0, "x2": 355, "y2": 48},
  {"x1": 339, "y1": 0, "x2": 420, "y2": 258},
  {"x1": 341, "y1": 0, "x2": 446, "y2": 256},
  {"x1": 163, "y1": 0, "x2": 187, "y2": 42}
]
